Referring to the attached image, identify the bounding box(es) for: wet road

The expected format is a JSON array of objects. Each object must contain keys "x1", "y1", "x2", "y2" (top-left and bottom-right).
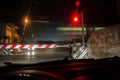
[{"x1": 0, "y1": 48, "x2": 70, "y2": 66}]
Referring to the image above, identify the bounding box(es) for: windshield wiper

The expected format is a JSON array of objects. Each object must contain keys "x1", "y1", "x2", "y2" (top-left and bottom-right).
[
  {"x1": 3, "y1": 62, "x2": 25, "y2": 66},
  {"x1": 3, "y1": 62, "x2": 16, "y2": 66}
]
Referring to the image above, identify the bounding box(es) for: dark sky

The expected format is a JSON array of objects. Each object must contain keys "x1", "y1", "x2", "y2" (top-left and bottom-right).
[{"x1": 0, "y1": 0, "x2": 119, "y2": 26}]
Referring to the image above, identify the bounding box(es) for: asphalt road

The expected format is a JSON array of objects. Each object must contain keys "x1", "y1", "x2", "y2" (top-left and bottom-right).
[{"x1": 0, "y1": 48, "x2": 70, "y2": 66}]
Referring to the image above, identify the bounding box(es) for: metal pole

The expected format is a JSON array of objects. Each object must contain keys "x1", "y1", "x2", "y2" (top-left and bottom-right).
[{"x1": 81, "y1": 11, "x2": 85, "y2": 46}]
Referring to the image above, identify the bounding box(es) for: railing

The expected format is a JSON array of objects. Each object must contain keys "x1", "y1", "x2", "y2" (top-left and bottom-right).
[{"x1": 0, "y1": 43, "x2": 88, "y2": 59}]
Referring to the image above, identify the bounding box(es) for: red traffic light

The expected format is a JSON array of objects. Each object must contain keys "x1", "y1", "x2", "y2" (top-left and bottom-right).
[
  {"x1": 71, "y1": 13, "x2": 80, "y2": 26},
  {"x1": 73, "y1": 16, "x2": 79, "y2": 22},
  {"x1": 75, "y1": 0, "x2": 80, "y2": 7}
]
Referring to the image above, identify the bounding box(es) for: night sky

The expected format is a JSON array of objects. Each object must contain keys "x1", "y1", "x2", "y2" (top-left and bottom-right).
[{"x1": 0, "y1": 0, "x2": 119, "y2": 26}]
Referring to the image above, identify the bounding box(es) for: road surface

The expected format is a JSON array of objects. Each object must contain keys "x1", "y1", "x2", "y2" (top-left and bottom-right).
[{"x1": 0, "y1": 48, "x2": 70, "y2": 66}]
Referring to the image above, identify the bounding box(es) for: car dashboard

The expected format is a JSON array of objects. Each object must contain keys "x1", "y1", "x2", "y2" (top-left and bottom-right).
[{"x1": 0, "y1": 58, "x2": 120, "y2": 80}]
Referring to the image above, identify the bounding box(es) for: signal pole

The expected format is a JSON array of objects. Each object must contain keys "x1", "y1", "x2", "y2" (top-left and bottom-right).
[
  {"x1": 75, "y1": 0, "x2": 85, "y2": 46},
  {"x1": 81, "y1": 11, "x2": 85, "y2": 46}
]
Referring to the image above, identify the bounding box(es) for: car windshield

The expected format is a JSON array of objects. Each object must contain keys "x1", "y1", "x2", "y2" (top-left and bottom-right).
[{"x1": 0, "y1": 0, "x2": 120, "y2": 66}]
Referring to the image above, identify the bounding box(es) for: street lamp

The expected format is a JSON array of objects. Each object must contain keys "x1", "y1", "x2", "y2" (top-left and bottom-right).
[
  {"x1": 24, "y1": 17, "x2": 29, "y2": 27},
  {"x1": 22, "y1": 17, "x2": 29, "y2": 36}
]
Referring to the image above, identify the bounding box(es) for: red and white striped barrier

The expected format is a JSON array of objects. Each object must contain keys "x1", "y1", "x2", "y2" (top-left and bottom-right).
[{"x1": 0, "y1": 44, "x2": 57, "y2": 49}]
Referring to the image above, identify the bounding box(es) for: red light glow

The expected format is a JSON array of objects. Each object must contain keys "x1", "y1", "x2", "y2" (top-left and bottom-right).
[
  {"x1": 74, "y1": 17, "x2": 78, "y2": 22},
  {"x1": 76, "y1": 1, "x2": 80, "y2": 7}
]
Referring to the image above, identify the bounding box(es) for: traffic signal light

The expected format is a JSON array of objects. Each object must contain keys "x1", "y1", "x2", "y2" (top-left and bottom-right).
[
  {"x1": 75, "y1": 0, "x2": 80, "y2": 7},
  {"x1": 70, "y1": 0, "x2": 81, "y2": 26},
  {"x1": 73, "y1": 16, "x2": 79, "y2": 22},
  {"x1": 71, "y1": 13, "x2": 80, "y2": 26}
]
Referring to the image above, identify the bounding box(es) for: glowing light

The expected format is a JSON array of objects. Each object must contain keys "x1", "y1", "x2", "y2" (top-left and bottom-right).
[
  {"x1": 76, "y1": 0, "x2": 80, "y2": 6},
  {"x1": 31, "y1": 52, "x2": 35, "y2": 55},
  {"x1": 25, "y1": 17, "x2": 28, "y2": 23},
  {"x1": 56, "y1": 27, "x2": 85, "y2": 31},
  {"x1": 26, "y1": 74, "x2": 30, "y2": 77},
  {"x1": 56, "y1": 27, "x2": 105, "y2": 31},
  {"x1": 27, "y1": 52, "x2": 31, "y2": 56},
  {"x1": 10, "y1": 49, "x2": 13, "y2": 52},
  {"x1": 74, "y1": 17, "x2": 78, "y2": 22},
  {"x1": 32, "y1": 48, "x2": 35, "y2": 51},
  {"x1": 71, "y1": 13, "x2": 80, "y2": 25},
  {"x1": 19, "y1": 73, "x2": 22, "y2": 76},
  {"x1": 23, "y1": 74, "x2": 26, "y2": 76}
]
